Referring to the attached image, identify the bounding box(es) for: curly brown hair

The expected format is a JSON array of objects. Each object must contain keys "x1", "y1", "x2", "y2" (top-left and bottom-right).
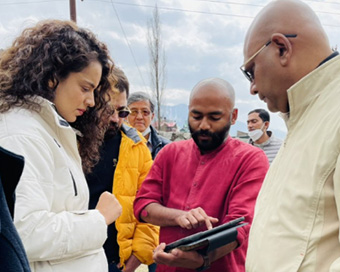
[{"x1": 0, "y1": 19, "x2": 115, "y2": 173}]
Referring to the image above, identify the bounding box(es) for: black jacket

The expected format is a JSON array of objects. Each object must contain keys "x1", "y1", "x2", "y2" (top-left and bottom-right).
[
  {"x1": 0, "y1": 146, "x2": 30, "y2": 271},
  {"x1": 150, "y1": 125, "x2": 171, "y2": 159}
]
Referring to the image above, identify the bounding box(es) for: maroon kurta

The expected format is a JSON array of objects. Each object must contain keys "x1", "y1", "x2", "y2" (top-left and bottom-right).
[{"x1": 134, "y1": 137, "x2": 269, "y2": 272}]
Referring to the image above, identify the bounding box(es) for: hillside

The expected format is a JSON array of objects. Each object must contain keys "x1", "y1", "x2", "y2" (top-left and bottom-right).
[{"x1": 161, "y1": 104, "x2": 286, "y2": 140}]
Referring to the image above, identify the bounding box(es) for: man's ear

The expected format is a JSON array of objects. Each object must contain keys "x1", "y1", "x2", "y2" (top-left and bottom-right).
[
  {"x1": 271, "y1": 33, "x2": 293, "y2": 66},
  {"x1": 264, "y1": 121, "x2": 270, "y2": 130},
  {"x1": 231, "y1": 108, "x2": 238, "y2": 125}
]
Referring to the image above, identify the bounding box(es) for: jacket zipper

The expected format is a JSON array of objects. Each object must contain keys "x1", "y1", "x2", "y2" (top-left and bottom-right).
[{"x1": 69, "y1": 170, "x2": 78, "y2": 196}]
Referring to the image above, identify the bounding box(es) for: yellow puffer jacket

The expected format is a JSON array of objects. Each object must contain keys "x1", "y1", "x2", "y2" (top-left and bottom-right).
[{"x1": 113, "y1": 124, "x2": 159, "y2": 267}]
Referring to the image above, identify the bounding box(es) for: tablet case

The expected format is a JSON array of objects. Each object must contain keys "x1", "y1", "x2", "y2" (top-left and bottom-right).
[{"x1": 164, "y1": 216, "x2": 247, "y2": 253}]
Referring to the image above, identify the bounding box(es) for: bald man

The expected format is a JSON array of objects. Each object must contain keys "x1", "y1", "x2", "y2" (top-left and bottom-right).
[
  {"x1": 134, "y1": 78, "x2": 268, "y2": 272},
  {"x1": 240, "y1": 0, "x2": 340, "y2": 271}
]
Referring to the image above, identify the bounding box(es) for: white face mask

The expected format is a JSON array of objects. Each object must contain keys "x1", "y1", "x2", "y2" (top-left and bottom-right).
[
  {"x1": 142, "y1": 126, "x2": 151, "y2": 137},
  {"x1": 248, "y1": 124, "x2": 265, "y2": 142}
]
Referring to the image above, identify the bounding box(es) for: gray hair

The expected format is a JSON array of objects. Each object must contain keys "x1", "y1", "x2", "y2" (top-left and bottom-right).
[{"x1": 127, "y1": 91, "x2": 155, "y2": 113}]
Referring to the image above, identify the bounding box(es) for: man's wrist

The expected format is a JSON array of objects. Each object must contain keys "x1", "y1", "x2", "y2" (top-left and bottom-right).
[{"x1": 196, "y1": 253, "x2": 210, "y2": 271}]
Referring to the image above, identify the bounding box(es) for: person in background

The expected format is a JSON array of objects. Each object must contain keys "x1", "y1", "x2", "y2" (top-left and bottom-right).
[
  {"x1": 127, "y1": 91, "x2": 170, "y2": 159},
  {"x1": 134, "y1": 78, "x2": 269, "y2": 272},
  {"x1": 0, "y1": 20, "x2": 122, "y2": 271},
  {"x1": 247, "y1": 108, "x2": 282, "y2": 164},
  {"x1": 240, "y1": 0, "x2": 340, "y2": 271},
  {"x1": 0, "y1": 147, "x2": 30, "y2": 272},
  {"x1": 87, "y1": 68, "x2": 159, "y2": 272}
]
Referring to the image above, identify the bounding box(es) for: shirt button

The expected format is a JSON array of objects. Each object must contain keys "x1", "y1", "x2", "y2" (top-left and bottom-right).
[
  {"x1": 201, "y1": 161, "x2": 205, "y2": 165},
  {"x1": 193, "y1": 182, "x2": 197, "y2": 187}
]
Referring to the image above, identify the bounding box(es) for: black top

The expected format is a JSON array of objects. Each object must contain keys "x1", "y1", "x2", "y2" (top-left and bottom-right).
[
  {"x1": 0, "y1": 147, "x2": 25, "y2": 218},
  {"x1": 0, "y1": 146, "x2": 30, "y2": 271},
  {"x1": 86, "y1": 132, "x2": 121, "y2": 264},
  {"x1": 150, "y1": 125, "x2": 171, "y2": 159},
  {"x1": 318, "y1": 51, "x2": 339, "y2": 67}
]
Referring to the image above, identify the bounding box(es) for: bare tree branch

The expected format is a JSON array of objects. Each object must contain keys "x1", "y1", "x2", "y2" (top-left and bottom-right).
[{"x1": 147, "y1": 4, "x2": 167, "y2": 130}]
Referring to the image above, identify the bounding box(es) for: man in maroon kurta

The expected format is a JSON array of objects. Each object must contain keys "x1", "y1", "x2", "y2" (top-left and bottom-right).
[{"x1": 134, "y1": 78, "x2": 268, "y2": 272}]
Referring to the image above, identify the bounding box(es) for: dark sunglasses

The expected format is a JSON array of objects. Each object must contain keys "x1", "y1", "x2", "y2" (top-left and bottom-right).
[{"x1": 108, "y1": 106, "x2": 131, "y2": 118}]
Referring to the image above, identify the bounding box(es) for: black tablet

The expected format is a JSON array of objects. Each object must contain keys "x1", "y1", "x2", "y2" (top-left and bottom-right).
[{"x1": 164, "y1": 216, "x2": 246, "y2": 252}]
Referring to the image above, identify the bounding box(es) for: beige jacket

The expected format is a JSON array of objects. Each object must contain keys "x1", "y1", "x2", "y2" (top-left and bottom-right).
[{"x1": 246, "y1": 55, "x2": 340, "y2": 272}]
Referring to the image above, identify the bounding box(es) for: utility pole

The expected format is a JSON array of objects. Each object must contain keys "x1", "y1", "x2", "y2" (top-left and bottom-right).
[{"x1": 70, "y1": 0, "x2": 77, "y2": 23}]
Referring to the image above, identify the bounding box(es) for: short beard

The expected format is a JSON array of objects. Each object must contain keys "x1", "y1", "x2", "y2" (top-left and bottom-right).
[
  {"x1": 189, "y1": 122, "x2": 231, "y2": 153},
  {"x1": 104, "y1": 121, "x2": 120, "y2": 139}
]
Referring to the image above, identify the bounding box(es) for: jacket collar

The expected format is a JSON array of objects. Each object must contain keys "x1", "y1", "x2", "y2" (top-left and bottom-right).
[
  {"x1": 121, "y1": 123, "x2": 144, "y2": 144},
  {"x1": 149, "y1": 125, "x2": 162, "y2": 147},
  {"x1": 32, "y1": 96, "x2": 86, "y2": 141},
  {"x1": 286, "y1": 55, "x2": 340, "y2": 129},
  {"x1": 34, "y1": 96, "x2": 71, "y2": 129}
]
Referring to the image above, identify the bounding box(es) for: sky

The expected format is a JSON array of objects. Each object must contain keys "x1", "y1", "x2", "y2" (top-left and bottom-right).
[{"x1": 0, "y1": 0, "x2": 340, "y2": 137}]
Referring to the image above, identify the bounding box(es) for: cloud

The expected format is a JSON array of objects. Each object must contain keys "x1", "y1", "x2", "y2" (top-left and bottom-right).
[{"x1": 0, "y1": 0, "x2": 339, "y2": 136}]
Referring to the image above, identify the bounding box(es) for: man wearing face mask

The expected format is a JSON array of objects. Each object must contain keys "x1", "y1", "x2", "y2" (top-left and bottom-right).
[
  {"x1": 127, "y1": 92, "x2": 170, "y2": 159},
  {"x1": 247, "y1": 109, "x2": 282, "y2": 164}
]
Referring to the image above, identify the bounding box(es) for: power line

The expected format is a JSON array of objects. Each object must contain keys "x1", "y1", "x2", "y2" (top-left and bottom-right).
[
  {"x1": 88, "y1": 0, "x2": 340, "y2": 28},
  {"x1": 305, "y1": 0, "x2": 340, "y2": 6},
  {"x1": 194, "y1": 0, "x2": 263, "y2": 8},
  {"x1": 91, "y1": 0, "x2": 255, "y2": 19},
  {"x1": 109, "y1": 0, "x2": 148, "y2": 91},
  {"x1": 0, "y1": 0, "x2": 65, "y2": 5},
  {"x1": 195, "y1": 0, "x2": 340, "y2": 8},
  {"x1": 1, "y1": 0, "x2": 339, "y2": 27},
  {"x1": 2, "y1": 0, "x2": 340, "y2": 19},
  {"x1": 195, "y1": 0, "x2": 340, "y2": 15}
]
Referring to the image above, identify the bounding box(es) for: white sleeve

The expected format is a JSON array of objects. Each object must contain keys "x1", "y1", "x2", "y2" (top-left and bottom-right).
[{"x1": 0, "y1": 135, "x2": 107, "y2": 262}]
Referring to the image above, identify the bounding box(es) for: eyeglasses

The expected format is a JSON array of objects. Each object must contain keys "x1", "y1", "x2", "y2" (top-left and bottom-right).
[
  {"x1": 129, "y1": 109, "x2": 151, "y2": 117},
  {"x1": 108, "y1": 106, "x2": 131, "y2": 118},
  {"x1": 240, "y1": 34, "x2": 297, "y2": 82}
]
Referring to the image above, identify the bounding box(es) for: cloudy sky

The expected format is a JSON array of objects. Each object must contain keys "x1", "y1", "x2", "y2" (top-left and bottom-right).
[{"x1": 0, "y1": 0, "x2": 340, "y2": 136}]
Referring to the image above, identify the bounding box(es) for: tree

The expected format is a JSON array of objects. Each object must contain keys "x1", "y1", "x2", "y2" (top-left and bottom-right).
[{"x1": 147, "y1": 4, "x2": 167, "y2": 130}]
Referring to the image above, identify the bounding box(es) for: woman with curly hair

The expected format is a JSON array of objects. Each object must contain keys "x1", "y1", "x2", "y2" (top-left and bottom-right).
[{"x1": 0, "y1": 20, "x2": 122, "y2": 271}]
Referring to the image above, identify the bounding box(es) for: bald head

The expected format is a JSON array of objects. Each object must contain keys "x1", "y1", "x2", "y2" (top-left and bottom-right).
[
  {"x1": 244, "y1": 0, "x2": 331, "y2": 68},
  {"x1": 190, "y1": 78, "x2": 235, "y2": 108},
  {"x1": 242, "y1": 0, "x2": 333, "y2": 113}
]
